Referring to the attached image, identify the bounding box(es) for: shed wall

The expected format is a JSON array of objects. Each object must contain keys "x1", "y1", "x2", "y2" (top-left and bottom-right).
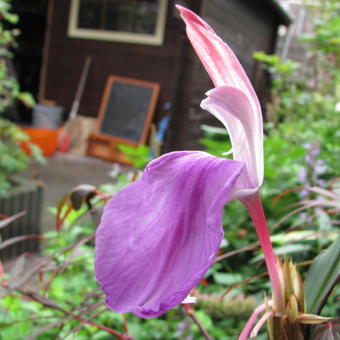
[{"x1": 41, "y1": 0, "x2": 186, "y2": 124}]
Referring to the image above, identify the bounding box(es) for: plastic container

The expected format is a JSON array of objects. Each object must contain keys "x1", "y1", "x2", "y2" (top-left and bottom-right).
[
  {"x1": 33, "y1": 104, "x2": 63, "y2": 129},
  {"x1": 21, "y1": 127, "x2": 59, "y2": 157}
]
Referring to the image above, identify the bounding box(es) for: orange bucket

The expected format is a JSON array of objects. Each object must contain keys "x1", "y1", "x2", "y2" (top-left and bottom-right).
[{"x1": 20, "y1": 127, "x2": 59, "y2": 157}]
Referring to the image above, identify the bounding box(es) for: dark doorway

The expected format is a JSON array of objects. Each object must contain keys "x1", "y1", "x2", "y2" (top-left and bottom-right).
[{"x1": 11, "y1": 0, "x2": 48, "y2": 123}]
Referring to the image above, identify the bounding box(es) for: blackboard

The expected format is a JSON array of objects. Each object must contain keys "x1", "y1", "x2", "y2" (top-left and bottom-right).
[{"x1": 96, "y1": 76, "x2": 160, "y2": 144}]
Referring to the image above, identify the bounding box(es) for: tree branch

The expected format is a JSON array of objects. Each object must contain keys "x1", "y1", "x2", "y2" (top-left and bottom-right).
[{"x1": 18, "y1": 290, "x2": 135, "y2": 340}]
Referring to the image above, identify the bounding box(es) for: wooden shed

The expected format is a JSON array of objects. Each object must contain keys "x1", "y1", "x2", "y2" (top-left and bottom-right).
[{"x1": 17, "y1": 0, "x2": 290, "y2": 153}]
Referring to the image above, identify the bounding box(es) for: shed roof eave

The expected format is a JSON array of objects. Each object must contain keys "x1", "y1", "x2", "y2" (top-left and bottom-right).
[{"x1": 266, "y1": 0, "x2": 292, "y2": 26}]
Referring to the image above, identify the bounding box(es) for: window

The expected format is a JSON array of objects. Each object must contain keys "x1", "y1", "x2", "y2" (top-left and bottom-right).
[{"x1": 68, "y1": 0, "x2": 168, "y2": 45}]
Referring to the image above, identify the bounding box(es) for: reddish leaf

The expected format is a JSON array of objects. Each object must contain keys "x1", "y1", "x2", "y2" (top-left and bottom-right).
[
  {"x1": 56, "y1": 184, "x2": 109, "y2": 231},
  {"x1": 8, "y1": 254, "x2": 54, "y2": 290},
  {"x1": 0, "y1": 211, "x2": 26, "y2": 229},
  {"x1": 309, "y1": 318, "x2": 340, "y2": 340},
  {"x1": 0, "y1": 234, "x2": 43, "y2": 250}
]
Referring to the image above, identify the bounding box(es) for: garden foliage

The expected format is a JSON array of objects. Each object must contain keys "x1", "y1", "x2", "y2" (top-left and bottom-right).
[
  {"x1": 0, "y1": 0, "x2": 41, "y2": 195},
  {"x1": 0, "y1": 1, "x2": 339, "y2": 339}
]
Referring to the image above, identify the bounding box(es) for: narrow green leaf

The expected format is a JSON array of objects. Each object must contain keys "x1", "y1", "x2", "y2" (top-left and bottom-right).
[
  {"x1": 213, "y1": 272, "x2": 242, "y2": 286},
  {"x1": 296, "y1": 313, "x2": 331, "y2": 324},
  {"x1": 304, "y1": 235, "x2": 340, "y2": 314}
]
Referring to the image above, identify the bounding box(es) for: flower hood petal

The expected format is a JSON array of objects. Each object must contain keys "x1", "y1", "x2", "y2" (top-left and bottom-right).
[
  {"x1": 95, "y1": 151, "x2": 244, "y2": 318},
  {"x1": 201, "y1": 86, "x2": 263, "y2": 193},
  {"x1": 177, "y1": 5, "x2": 263, "y2": 191}
]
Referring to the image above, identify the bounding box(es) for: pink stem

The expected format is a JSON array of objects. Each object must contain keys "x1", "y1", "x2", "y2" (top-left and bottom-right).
[
  {"x1": 250, "y1": 311, "x2": 272, "y2": 338},
  {"x1": 241, "y1": 191, "x2": 284, "y2": 312},
  {"x1": 238, "y1": 303, "x2": 266, "y2": 340}
]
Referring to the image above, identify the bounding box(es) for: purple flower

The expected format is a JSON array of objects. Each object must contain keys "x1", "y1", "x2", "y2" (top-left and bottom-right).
[
  {"x1": 95, "y1": 6, "x2": 283, "y2": 319},
  {"x1": 298, "y1": 167, "x2": 308, "y2": 184},
  {"x1": 95, "y1": 152, "x2": 243, "y2": 317},
  {"x1": 315, "y1": 159, "x2": 326, "y2": 175}
]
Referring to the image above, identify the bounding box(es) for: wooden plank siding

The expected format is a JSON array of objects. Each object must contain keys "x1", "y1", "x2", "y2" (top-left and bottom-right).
[{"x1": 41, "y1": 0, "x2": 189, "y2": 124}]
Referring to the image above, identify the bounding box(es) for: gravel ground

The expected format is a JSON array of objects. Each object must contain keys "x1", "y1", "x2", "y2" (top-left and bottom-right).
[{"x1": 21, "y1": 152, "x2": 116, "y2": 232}]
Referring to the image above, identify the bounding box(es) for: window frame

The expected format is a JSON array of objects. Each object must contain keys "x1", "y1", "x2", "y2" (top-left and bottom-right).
[{"x1": 68, "y1": 0, "x2": 168, "y2": 46}]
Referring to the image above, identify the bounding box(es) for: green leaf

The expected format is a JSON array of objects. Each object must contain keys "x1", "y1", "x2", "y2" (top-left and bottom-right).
[
  {"x1": 251, "y1": 244, "x2": 312, "y2": 263},
  {"x1": 213, "y1": 272, "x2": 242, "y2": 286},
  {"x1": 304, "y1": 235, "x2": 340, "y2": 314},
  {"x1": 201, "y1": 124, "x2": 228, "y2": 137},
  {"x1": 4, "y1": 13, "x2": 18, "y2": 24},
  {"x1": 17, "y1": 92, "x2": 35, "y2": 107},
  {"x1": 116, "y1": 143, "x2": 150, "y2": 168},
  {"x1": 195, "y1": 310, "x2": 214, "y2": 330}
]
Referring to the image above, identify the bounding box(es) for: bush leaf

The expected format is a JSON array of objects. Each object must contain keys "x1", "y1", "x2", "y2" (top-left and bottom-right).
[{"x1": 304, "y1": 235, "x2": 340, "y2": 314}]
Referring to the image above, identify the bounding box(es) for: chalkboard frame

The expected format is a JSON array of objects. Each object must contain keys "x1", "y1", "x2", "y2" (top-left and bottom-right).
[{"x1": 95, "y1": 75, "x2": 160, "y2": 145}]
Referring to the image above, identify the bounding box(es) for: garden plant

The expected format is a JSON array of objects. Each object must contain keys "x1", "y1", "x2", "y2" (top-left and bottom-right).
[
  {"x1": 0, "y1": 2, "x2": 339, "y2": 340},
  {"x1": 0, "y1": 0, "x2": 42, "y2": 195}
]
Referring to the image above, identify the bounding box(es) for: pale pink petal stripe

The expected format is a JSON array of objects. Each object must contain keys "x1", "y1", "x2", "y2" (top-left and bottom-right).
[
  {"x1": 238, "y1": 303, "x2": 267, "y2": 340},
  {"x1": 250, "y1": 311, "x2": 273, "y2": 338}
]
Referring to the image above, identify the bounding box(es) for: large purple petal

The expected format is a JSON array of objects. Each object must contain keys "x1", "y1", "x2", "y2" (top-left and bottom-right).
[{"x1": 95, "y1": 151, "x2": 244, "y2": 318}]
